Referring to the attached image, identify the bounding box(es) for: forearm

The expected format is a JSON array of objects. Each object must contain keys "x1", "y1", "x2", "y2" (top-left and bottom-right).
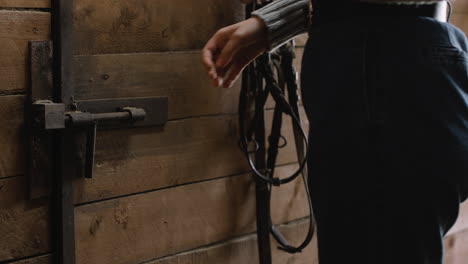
[{"x1": 251, "y1": 0, "x2": 311, "y2": 51}]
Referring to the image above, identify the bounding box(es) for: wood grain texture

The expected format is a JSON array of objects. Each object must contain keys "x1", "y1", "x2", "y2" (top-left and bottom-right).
[
  {"x1": 74, "y1": 48, "x2": 304, "y2": 118},
  {"x1": 0, "y1": 0, "x2": 50, "y2": 8},
  {"x1": 75, "y1": 108, "x2": 308, "y2": 204},
  {"x1": 0, "y1": 93, "x2": 307, "y2": 198},
  {"x1": 0, "y1": 95, "x2": 24, "y2": 179},
  {"x1": 147, "y1": 219, "x2": 318, "y2": 264},
  {"x1": 0, "y1": 11, "x2": 50, "y2": 94},
  {"x1": 0, "y1": 176, "x2": 50, "y2": 262},
  {"x1": 8, "y1": 255, "x2": 52, "y2": 264},
  {"x1": 0, "y1": 47, "x2": 306, "y2": 180},
  {"x1": 73, "y1": 51, "x2": 242, "y2": 118},
  {"x1": 75, "y1": 164, "x2": 310, "y2": 264},
  {"x1": 73, "y1": 0, "x2": 244, "y2": 55}
]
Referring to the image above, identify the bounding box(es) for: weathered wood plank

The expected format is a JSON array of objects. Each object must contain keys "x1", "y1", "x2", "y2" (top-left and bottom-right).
[
  {"x1": 0, "y1": 11, "x2": 50, "y2": 94},
  {"x1": 0, "y1": 93, "x2": 307, "y2": 195},
  {"x1": 0, "y1": 0, "x2": 50, "y2": 8},
  {"x1": 74, "y1": 107, "x2": 307, "y2": 204},
  {"x1": 75, "y1": 164, "x2": 310, "y2": 264},
  {"x1": 73, "y1": 51, "x2": 242, "y2": 118},
  {"x1": 74, "y1": 48, "x2": 304, "y2": 118},
  {"x1": 0, "y1": 176, "x2": 50, "y2": 262},
  {"x1": 7, "y1": 254, "x2": 52, "y2": 264},
  {"x1": 445, "y1": 227, "x2": 468, "y2": 264},
  {"x1": 73, "y1": 0, "x2": 244, "y2": 55},
  {"x1": 147, "y1": 219, "x2": 318, "y2": 264},
  {"x1": 0, "y1": 95, "x2": 24, "y2": 179}
]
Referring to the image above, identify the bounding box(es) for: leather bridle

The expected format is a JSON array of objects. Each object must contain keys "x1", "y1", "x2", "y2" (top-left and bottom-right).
[{"x1": 239, "y1": 1, "x2": 316, "y2": 262}]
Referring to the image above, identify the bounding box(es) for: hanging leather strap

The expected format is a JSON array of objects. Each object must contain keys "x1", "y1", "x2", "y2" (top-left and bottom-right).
[{"x1": 240, "y1": 2, "x2": 315, "y2": 263}]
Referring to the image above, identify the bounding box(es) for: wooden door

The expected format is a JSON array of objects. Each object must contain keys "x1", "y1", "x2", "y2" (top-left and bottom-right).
[
  {"x1": 6, "y1": 1, "x2": 466, "y2": 264},
  {"x1": 0, "y1": 1, "x2": 315, "y2": 263}
]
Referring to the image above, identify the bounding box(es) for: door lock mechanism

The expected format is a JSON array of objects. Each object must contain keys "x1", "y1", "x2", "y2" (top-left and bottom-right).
[
  {"x1": 27, "y1": 41, "x2": 168, "y2": 199},
  {"x1": 32, "y1": 100, "x2": 148, "y2": 130},
  {"x1": 31, "y1": 100, "x2": 158, "y2": 180}
]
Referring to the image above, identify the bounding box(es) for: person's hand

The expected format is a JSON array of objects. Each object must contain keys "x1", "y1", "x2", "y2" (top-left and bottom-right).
[{"x1": 201, "y1": 17, "x2": 269, "y2": 88}]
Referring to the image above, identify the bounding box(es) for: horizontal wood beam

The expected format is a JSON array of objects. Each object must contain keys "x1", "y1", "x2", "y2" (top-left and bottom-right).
[
  {"x1": 75, "y1": 164, "x2": 310, "y2": 264},
  {"x1": 0, "y1": 93, "x2": 308, "y2": 201},
  {"x1": 0, "y1": 0, "x2": 49, "y2": 8},
  {"x1": 146, "y1": 219, "x2": 317, "y2": 264},
  {"x1": 0, "y1": 162, "x2": 310, "y2": 263},
  {"x1": 5, "y1": 254, "x2": 52, "y2": 264},
  {"x1": 74, "y1": 107, "x2": 307, "y2": 204},
  {"x1": 0, "y1": 11, "x2": 50, "y2": 95},
  {"x1": 72, "y1": 51, "x2": 242, "y2": 118},
  {"x1": 72, "y1": 0, "x2": 244, "y2": 55}
]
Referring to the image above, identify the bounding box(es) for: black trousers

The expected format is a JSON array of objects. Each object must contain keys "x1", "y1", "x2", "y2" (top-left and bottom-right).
[{"x1": 300, "y1": 15, "x2": 468, "y2": 263}]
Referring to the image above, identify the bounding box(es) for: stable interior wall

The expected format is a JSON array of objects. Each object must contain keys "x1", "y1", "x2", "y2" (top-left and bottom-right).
[
  {"x1": 0, "y1": 1, "x2": 314, "y2": 264},
  {"x1": 0, "y1": 1, "x2": 467, "y2": 264}
]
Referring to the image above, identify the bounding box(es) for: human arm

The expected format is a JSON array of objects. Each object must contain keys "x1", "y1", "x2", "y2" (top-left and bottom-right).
[
  {"x1": 251, "y1": 0, "x2": 310, "y2": 51},
  {"x1": 201, "y1": 0, "x2": 311, "y2": 88}
]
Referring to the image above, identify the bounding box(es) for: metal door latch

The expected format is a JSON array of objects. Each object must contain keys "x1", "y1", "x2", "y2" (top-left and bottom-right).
[
  {"x1": 32, "y1": 100, "x2": 147, "y2": 130},
  {"x1": 27, "y1": 41, "x2": 169, "y2": 199},
  {"x1": 31, "y1": 100, "x2": 161, "y2": 181}
]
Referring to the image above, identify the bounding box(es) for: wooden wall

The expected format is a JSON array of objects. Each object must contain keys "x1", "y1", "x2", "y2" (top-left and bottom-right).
[
  {"x1": 0, "y1": 1, "x2": 314, "y2": 264},
  {"x1": 0, "y1": 1, "x2": 467, "y2": 264}
]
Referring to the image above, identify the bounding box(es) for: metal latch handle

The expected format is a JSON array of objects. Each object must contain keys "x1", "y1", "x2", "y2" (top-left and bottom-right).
[
  {"x1": 65, "y1": 107, "x2": 146, "y2": 126},
  {"x1": 27, "y1": 96, "x2": 167, "y2": 199},
  {"x1": 65, "y1": 107, "x2": 147, "y2": 179}
]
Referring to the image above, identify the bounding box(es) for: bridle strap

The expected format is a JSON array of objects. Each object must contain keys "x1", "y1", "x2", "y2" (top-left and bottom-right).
[{"x1": 240, "y1": 2, "x2": 316, "y2": 261}]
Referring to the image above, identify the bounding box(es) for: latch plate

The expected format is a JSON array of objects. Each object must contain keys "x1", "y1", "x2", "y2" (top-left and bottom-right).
[
  {"x1": 27, "y1": 41, "x2": 55, "y2": 200},
  {"x1": 27, "y1": 40, "x2": 169, "y2": 199}
]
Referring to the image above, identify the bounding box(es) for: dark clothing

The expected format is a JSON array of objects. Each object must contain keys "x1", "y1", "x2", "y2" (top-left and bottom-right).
[{"x1": 301, "y1": 14, "x2": 468, "y2": 264}]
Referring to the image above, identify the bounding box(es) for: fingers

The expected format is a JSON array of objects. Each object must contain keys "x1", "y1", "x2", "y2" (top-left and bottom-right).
[
  {"x1": 201, "y1": 28, "x2": 232, "y2": 80},
  {"x1": 215, "y1": 35, "x2": 240, "y2": 69},
  {"x1": 222, "y1": 45, "x2": 265, "y2": 88},
  {"x1": 201, "y1": 19, "x2": 267, "y2": 88},
  {"x1": 217, "y1": 63, "x2": 240, "y2": 89},
  {"x1": 202, "y1": 47, "x2": 218, "y2": 80},
  {"x1": 202, "y1": 40, "x2": 220, "y2": 80},
  {"x1": 202, "y1": 27, "x2": 240, "y2": 87}
]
